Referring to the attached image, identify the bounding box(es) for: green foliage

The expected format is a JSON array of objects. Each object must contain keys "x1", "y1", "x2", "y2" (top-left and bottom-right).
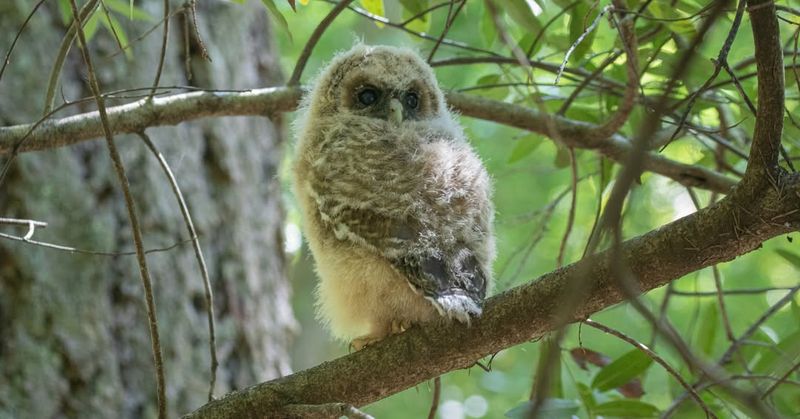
[
  {"x1": 591, "y1": 349, "x2": 652, "y2": 392},
  {"x1": 265, "y1": 0, "x2": 800, "y2": 417}
]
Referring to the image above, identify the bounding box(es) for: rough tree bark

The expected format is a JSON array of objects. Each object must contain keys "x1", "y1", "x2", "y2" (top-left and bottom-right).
[{"x1": 0, "y1": 1, "x2": 295, "y2": 418}]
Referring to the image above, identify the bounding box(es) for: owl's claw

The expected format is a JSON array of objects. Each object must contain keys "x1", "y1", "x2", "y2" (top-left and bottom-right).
[
  {"x1": 391, "y1": 319, "x2": 412, "y2": 334},
  {"x1": 351, "y1": 335, "x2": 383, "y2": 351},
  {"x1": 351, "y1": 320, "x2": 414, "y2": 351}
]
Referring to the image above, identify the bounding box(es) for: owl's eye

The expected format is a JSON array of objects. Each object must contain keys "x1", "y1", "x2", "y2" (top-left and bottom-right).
[
  {"x1": 357, "y1": 87, "x2": 379, "y2": 106},
  {"x1": 404, "y1": 92, "x2": 419, "y2": 109}
]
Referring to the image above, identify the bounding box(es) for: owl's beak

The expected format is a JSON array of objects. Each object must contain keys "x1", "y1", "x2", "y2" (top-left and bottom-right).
[{"x1": 388, "y1": 98, "x2": 403, "y2": 125}]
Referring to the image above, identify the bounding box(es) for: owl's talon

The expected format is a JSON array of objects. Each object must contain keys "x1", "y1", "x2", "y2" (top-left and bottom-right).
[
  {"x1": 391, "y1": 319, "x2": 412, "y2": 334},
  {"x1": 351, "y1": 335, "x2": 382, "y2": 351}
]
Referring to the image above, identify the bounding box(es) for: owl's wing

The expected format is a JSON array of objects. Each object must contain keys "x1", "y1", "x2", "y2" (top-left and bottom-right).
[{"x1": 317, "y1": 203, "x2": 489, "y2": 322}]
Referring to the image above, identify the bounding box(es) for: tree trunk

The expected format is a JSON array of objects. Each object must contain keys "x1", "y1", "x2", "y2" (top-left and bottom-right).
[{"x1": 0, "y1": 1, "x2": 295, "y2": 418}]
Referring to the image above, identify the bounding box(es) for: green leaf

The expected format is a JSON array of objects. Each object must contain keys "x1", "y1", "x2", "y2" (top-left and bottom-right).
[
  {"x1": 83, "y1": 8, "x2": 102, "y2": 41},
  {"x1": 753, "y1": 329, "x2": 800, "y2": 376},
  {"x1": 399, "y1": 0, "x2": 430, "y2": 33},
  {"x1": 505, "y1": 399, "x2": 580, "y2": 419},
  {"x1": 57, "y1": 0, "x2": 71, "y2": 24},
  {"x1": 600, "y1": 157, "x2": 613, "y2": 192},
  {"x1": 261, "y1": 0, "x2": 292, "y2": 41},
  {"x1": 360, "y1": 0, "x2": 385, "y2": 27},
  {"x1": 554, "y1": 145, "x2": 571, "y2": 168},
  {"x1": 480, "y1": 7, "x2": 496, "y2": 48},
  {"x1": 775, "y1": 249, "x2": 800, "y2": 269},
  {"x1": 100, "y1": 10, "x2": 132, "y2": 59},
  {"x1": 475, "y1": 74, "x2": 509, "y2": 100},
  {"x1": 104, "y1": 0, "x2": 153, "y2": 21},
  {"x1": 535, "y1": 339, "x2": 563, "y2": 398},
  {"x1": 695, "y1": 301, "x2": 719, "y2": 356},
  {"x1": 593, "y1": 400, "x2": 659, "y2": 417},
  {"x1": 504, "y1": 0, "x2": 542, "y2": 34},
  {"x1": 650, "y1": 1, "x2": 696, "y2": 38},
  {"x1": 575, "y1": 382, "x2": 597, "y2": 413},
  {"x1": 591, "y1": 349, "x2": 653, "y2": 392},
  {"x1": 508, "y1": 135, "x2": 541, "y2": 163}
]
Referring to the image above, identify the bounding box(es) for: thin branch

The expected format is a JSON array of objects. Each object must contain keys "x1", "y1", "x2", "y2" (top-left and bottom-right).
[
  {"x1": 0, "y1": 0, "x2": 48, "y2": 83},
  {"x1": 0, "y1": 229, "x2": 192, "y2": 256},
  {"x1": 670, "y1": 286, "x2": 798, "y2": 297},
  {"x1": 332, "y1": 0, "x2": 501, "y2": 57},
  {"x1": 0, "y1": 217, "x2": 47, "y2": 228},
  {"x1": 67, "y1": 0, "x2": 166, "y2": 417},
  {"x1": 584, "y1": 319, "x2": 716, "y2": 418},
  {"x1": 43, "y1": 0, "x2": 100, "y2": 114},
  {"x1": 427, "y1": 376, "x2": 441, "y2": 419},
  {"x1": 589, "y1": 3, "x2": 639, "y2": 141},
  {"x1": 762, "y1": 359, "x2": 800, "y2": 398},
  {"x1": 150, "y1": 0, "x2": 171, "y2": 98},
  {"x1": 427, "y1": 0, "x2": 465, "y2": 63},
  {"x1": 137, "y1": 131, "x2": 218, "y2": 402},
  {"x1": 663, "y1": 285, "x2": 800, "y2": 417},
  {"x1": 556, "y1": 148, "x2": 578, "y2": 267},
  {"x1": 660, "y1": 0, "x2": 746, "y2": 152},
  {"x1": 555, "y1": 6, "x2": 611, "y2": 85},
  {"x1": 288, "y1": 0, "x2": 354, "y2": 86}
]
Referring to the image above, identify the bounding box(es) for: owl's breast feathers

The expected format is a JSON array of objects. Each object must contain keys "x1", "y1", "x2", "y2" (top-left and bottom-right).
[{"x1": 306, "y1": 120, "x2": 494, "y2": 321}]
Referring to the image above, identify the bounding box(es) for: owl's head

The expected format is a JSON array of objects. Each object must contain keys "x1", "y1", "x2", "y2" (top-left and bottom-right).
[{"x1": 305, "y1": 44, "x2": 447, "y2": 124}]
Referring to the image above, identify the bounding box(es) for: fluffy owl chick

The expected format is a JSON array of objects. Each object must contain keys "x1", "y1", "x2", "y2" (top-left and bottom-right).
[{"x1": 293, "y1": 44, "x2": 495, "y2": 349}]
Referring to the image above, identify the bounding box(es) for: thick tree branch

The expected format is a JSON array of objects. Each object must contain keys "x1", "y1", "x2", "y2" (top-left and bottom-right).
[
  {"x1": 0, "y1": 89, "x2": 736, "y2": 194},
  {"x1": 183, "y1": 178, "x2": 800, "y2": 419}
]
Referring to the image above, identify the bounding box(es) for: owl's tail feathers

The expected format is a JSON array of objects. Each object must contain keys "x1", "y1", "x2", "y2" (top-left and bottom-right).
[{"x1": 429, "y1": 293, "x2": 482, "y2": 325}]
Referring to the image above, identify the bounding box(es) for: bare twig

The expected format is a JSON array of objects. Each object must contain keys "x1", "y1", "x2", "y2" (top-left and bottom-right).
[
  {"x1": 0, "y1": 217, "x2": 47, "y2": 228},
  {"x1": 0, "y1": 0, "x2": 48, "y2": 83},
  {"x1": 67, "y1": 0, "x2": 166, "y2": 417},
  {"x1": 556, "y1": 148, "x2": 578, "y2": 267},
  {"x1": 150, "y1": 0, "x2": 171, "y2": 98},
  {"x1": 137, "y1": 131, "x2": 218, "y2": 401},
  {"x1": 43, "y1": 0, "x2": 100, "y2": 114},
  {"x1": 427, "y1": 376, "x2": 441, "y2": 419},
  {"x1": 427, "y1": 0, "x2": 465, "y2": 63},
  {"x1": 0, "y1": 229, "x2": 192, "y2": 256},
  {"x1": 555, "y1": 6, "x2": 611, "y2": 85}
]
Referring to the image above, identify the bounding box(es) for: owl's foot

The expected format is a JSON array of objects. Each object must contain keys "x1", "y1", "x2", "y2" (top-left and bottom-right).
[
  {"x1": 350, "y1": 334, "x2": 384, "y2": 351},
  {"x1": 351, "y1": 320, "x2": 414, "y2": 351},
  {"x1": 391, "y1": 319, "x2": 412, "y2": 334}
]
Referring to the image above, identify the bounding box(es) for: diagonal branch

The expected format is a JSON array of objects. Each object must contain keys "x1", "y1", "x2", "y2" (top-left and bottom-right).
[{"x1": 182, "y1": 178, "x2": 800, "y2": 419}]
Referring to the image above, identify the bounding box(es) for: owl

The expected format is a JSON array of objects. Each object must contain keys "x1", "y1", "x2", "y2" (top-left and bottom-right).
[{"x1": 292, "y1": 44, "x2": 495, "y2": 349}]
